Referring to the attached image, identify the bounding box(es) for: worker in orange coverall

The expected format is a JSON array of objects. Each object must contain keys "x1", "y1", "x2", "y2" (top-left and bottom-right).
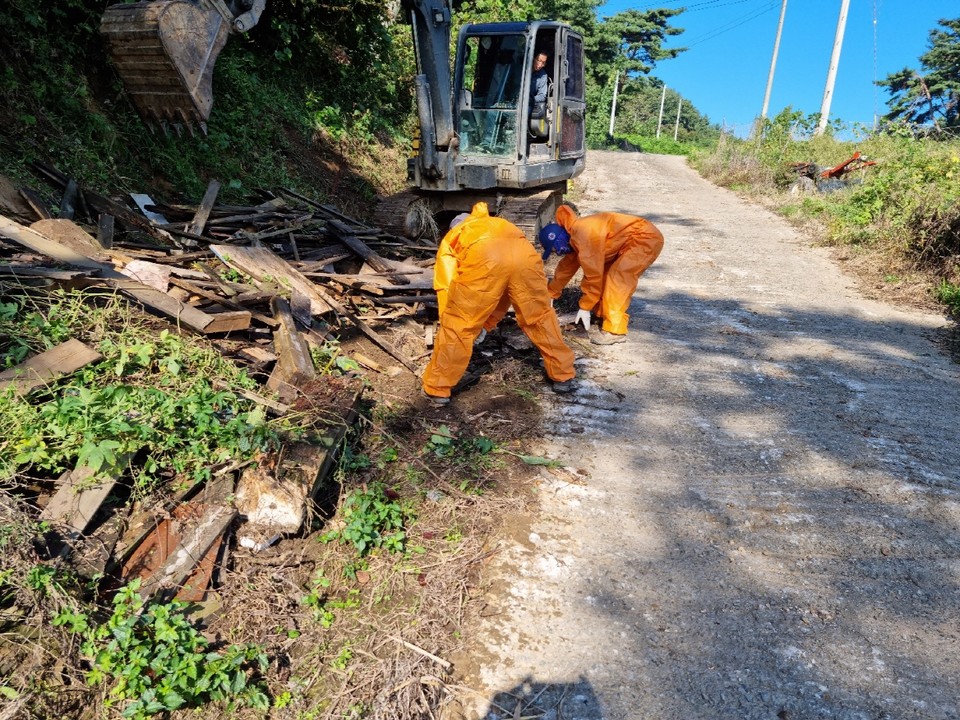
[
  {"x1": 421, "y1": 202, "x2": 576, "y2": 405},
  {"x1": 542, "y1": 204, "x2": 664, "y2": 345}
]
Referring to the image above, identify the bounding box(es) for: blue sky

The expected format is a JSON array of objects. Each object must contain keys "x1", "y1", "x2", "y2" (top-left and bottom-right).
[{"x1": 598, "y1": 0, "x2": 954, "y2": 135}]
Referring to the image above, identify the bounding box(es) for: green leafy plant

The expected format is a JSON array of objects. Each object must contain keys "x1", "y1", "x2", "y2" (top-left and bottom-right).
[
  {"x1": 935, "y1": 279, "x2": 960, "y2": 316},
  {"x1": 323, "y1": 483, "x2": 411, "y2": 556},
  {"x1": 0, "y1": 293, "x2": 284, "y2": 491},
  {"x1": 302, "y1": 570, "x2": 335, "y2": 627},
  {"x1": 55, "y1": 580, "x2": 269, "y2": 719},
  {"x1": 425, "y1": 426, "x2": 455, "y2": 458}
]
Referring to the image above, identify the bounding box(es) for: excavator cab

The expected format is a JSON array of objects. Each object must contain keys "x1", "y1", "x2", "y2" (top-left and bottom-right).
[
  {"x1": 100, "y1": 0, "x2": 264, "y2": 135},
  {"x1": 456, "y1": 25, "x2": 585, "y2": 165},
  {"x1": 397, "y1": 3, "x2": 585, "y2": 239}
]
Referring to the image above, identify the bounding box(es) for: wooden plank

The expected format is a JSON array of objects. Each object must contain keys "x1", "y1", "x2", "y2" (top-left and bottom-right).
[
  {"x1": 306, "y1": 272, "x2": 386, "y2": 295},
  {"x1": 328, "y1": 218, "x2": 408, "y2": 283},
  {"x1": 108, "y1": 278, "x2": 219, "y2": 333},
  {"x1": 39, "y1": 453, "x2": 132, "y2": 537},
  {"x1": 320, "y1": 290, "x2": 419, "y2": 374},
  {"x1": 0, "y1": 175, "x2": 33, "y2": 218},
  {"x1": 210, "y1": 243, "x2": 334, "y2": 315},
  {"x1": 185, "y1": 180, "x2": 220, "y2": 236},
  {"x1": 289, "y1": 288, "x2": 313, "y2": 328},
  {"x1": 73, "y1": 513, "x2": 128, "y2": 579},
  {"x1": 236, "y1": 387, "x2": 362, "y2": 546},
  {"x1": 233, "y1": 386, "x2": 291, "y2": 416},
  {"x1": 168, "y1": 277, "x2": 276, "y2": 327},
  {"x1": 239, "y1": 216, "x2": 320, "y2": 243},
  {"x1": 135, "y1": 503, "x2": 237, "y2": 601},
  {"x1": 0, "y1": 339, "x2": 102, "y2": 394},
  {"x1": 30, "y1": 218, "x2": 112, "y2": 261},
  {"x1": 120, "y1": 259, "x2": 171, "y2": 292},
  {"x1": 238, "y1": 345, "x2": 277, "y2": 364},
  {"x1": 59, "y1": 179, "x2": 79, "y2": 220},
  {"x1": 201, "y1": 310, "x2": 252, "y2": 334},
  {"x1": 268, "y1": 296, "x2": 315, "y2": 388},
  {"x1": 353, "y1": 352, "x2": 385, "y2": 373},
  {"x1": 97, "y1": 213, "x2": 115, "y2": 249},
  {"x1": 376, "y1": 294, "x2": 437, "y2": 305},
  {"x1": 0, "y1": 214, "x2": 222, "y2": 333},
  {"x1": 199, "y1": 262, "x2": 240, "y2": 296},
  {"x1": 203, "y1": 209, "x2": 282, "y2": 226},
  {"x1": 0, "y1": 265, "x2": 91, "y2": 280},
  {"x1": 19, "y1": 187, "x2": 53, "y2": 220},
  {"x1": 82, "y1": 188, "x2": 181, "y2": 247},
  {"x1": 30, "y1": 218, "x2": 134, "y2": 267}
]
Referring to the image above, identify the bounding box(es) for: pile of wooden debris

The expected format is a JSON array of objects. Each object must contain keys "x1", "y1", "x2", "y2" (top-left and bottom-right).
[{"x1": 0, "y1": 162, "x2": 440, "y2": 603}]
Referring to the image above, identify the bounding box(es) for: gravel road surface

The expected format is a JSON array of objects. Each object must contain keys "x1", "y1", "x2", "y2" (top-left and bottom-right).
[{"x1": 452, "y1": 151, "x2": 960, "y2": 720}]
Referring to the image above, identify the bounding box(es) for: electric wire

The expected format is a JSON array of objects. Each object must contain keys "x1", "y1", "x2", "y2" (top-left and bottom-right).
[{"x1": 609, "y1": 0, "x2": 780, "y2": 50}]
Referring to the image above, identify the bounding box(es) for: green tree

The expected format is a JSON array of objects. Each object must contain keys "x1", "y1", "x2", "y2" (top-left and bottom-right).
[
  {"x1": 589, "y1": 7, "x2": 685, "y2": 145},
  {"x1": 878, "y1": 17, "x2": 960, "y2": 133},
  {"x1": 613, "y1": 79, "x2": 718, "y2": 145}
]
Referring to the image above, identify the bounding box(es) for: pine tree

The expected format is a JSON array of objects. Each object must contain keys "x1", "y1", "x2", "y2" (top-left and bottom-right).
[{"x1": 878, "y1": 17, "x2": 960, "y2": 133}]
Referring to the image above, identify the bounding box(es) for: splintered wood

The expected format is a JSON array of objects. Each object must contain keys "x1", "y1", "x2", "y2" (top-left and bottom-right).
[{"x1": 0, "y1": 161, "x2": 437, "y2": 598}]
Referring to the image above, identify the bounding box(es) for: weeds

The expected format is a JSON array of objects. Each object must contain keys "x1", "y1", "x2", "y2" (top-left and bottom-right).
[
  {"x1": 935, "y1": 280, "x2": 960, "y2": 317},
  {"x1": 55, "y1": 580, "x2": 269, "y2": 719},
  {"x1": 323, "y1": 483, "x2": 412, "y2": 556},
  {"x1": 1, "y1": 291, "x2": 286, "y2": 493}
]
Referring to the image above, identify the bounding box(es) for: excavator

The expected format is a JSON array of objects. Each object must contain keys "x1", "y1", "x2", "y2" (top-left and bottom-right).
[{"x1": 100, "y1": 0, "x2": 585, "y2": 239}]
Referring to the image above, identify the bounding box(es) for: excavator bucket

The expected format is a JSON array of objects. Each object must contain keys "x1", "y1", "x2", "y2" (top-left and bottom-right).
[{"x1": 100, "y1": 0, "x2": 230, "y2": 134}]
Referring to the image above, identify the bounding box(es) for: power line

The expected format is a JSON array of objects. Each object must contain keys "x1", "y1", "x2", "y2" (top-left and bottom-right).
[
  {"x1": 602, "y1": 0, "x2": 779, "y2": 48},
  {"x1": 630, "y1": 0, "x2": 757, "y2": 14},
  {"x1": 684, "y1": 3, "x2": 779, "y2": 48}
]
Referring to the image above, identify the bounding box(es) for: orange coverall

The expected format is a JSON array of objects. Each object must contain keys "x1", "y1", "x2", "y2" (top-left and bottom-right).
[
  {"x1": 548, "y1": 204, "x2": 664, "y2": 335},
  {"x1": 422, "y1": 203, "x2": 576, "y2": 399}
]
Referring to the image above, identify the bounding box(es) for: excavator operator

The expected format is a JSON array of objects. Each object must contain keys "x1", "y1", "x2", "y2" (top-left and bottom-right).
[
  {"x1": 530, "y1": 51, "x2": 549, "y2": 120},
  {"x1": 422, "y1": 202, "x2": 576, "y2": 405}
]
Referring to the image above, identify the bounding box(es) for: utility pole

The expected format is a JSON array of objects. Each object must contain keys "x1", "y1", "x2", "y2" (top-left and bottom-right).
[
  {"x1": 656, "y1": 85, "x2": 667, "y2": 138},
  {"x1": 816, "y1": 0, "x2": 850, "y2": 136},
  {"x1": 608, "y1": 70, "x2": 620, "y2": 140},
  {"x1": 673, "y1": 97, "x2": 682, "y2": 141},
  {"x1": 761, "y1": 0, "x2": 788, "y2": 119}
]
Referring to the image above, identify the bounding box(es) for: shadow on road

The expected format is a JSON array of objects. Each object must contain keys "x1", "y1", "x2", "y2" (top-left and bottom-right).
[
  {"x1": 479, "y1": 675, "x2": 604, "y2": 720},
  {"x1": 543, "y1": 284, "x2": 960, "y2": 718}
]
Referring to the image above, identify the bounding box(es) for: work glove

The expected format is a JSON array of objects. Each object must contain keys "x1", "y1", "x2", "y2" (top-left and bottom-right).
[
  {"x1": 474, "y1": 328, "x2": 487, "y2": 346},
  {"x1": 574, "y1": 309, "x2": 591, "y2": 332}
]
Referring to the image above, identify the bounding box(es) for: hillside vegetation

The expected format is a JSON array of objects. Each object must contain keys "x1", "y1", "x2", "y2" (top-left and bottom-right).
[
  {"x1": 693, "y1": 110, "x2": 960, "y2": 319},
  {"x1": 0, "y1": 0, "x2": 713, "y2": 210}
]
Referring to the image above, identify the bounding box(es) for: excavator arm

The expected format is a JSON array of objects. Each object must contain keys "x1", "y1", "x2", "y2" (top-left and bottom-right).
[
  {"x1": 100, "y1": 0, "x2": 265, "y2": 135},
  {"x1": 403, "y1": 0, "x2": 456, "y2": 181}
]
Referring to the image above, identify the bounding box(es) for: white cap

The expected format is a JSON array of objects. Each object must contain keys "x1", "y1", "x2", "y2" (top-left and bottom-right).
[{"x1": 450, "y1": 212, "x2": 470, "y2": 230}]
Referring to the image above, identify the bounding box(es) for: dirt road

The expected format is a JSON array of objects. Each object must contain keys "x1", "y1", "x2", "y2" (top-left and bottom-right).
[{"x1": 451, "y1": 151, "x2": 960, "y2": 719}]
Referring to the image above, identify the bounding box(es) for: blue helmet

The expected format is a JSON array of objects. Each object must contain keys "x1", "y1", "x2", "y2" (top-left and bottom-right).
[{"x1": 539, "y1": 223, "x2": 571, "y2": 260}]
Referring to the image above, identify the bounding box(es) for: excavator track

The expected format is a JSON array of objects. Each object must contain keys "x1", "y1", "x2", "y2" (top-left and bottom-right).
[
  {"x1": 495, "y1": 187, "x2": 564, "y2": 244},
  {"x1": 374, "y1": 186, "x2": 566, "y2": 246},
  {"x1": 101, "y1": 0, "x2": 229, "y2": 133}
]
